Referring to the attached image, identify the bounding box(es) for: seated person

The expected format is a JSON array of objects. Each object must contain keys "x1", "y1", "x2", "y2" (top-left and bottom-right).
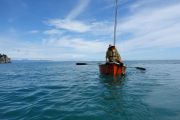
[{"x1": 106, "y1": 44, "x2": 123, "y2": 65}]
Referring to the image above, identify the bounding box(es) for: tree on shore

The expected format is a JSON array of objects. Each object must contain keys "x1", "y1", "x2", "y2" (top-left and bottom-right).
[{"x1": 0, "y1": 54, "x2": 11, "y2": 63}]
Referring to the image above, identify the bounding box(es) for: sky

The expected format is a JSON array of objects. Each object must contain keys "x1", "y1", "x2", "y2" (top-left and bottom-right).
[{"x1": 0, "y1": 0, "x2": 180, "y2": 61}]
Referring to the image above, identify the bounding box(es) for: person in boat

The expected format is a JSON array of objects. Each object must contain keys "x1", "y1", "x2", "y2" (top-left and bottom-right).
[{"x1": 106, "y1": 44, "x2": 123, "y2": 65}]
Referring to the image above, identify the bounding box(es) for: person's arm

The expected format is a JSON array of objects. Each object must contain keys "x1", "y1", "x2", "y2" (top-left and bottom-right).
[{"x1": 115, "y1": 48, "x2": 123, "y2": 63}]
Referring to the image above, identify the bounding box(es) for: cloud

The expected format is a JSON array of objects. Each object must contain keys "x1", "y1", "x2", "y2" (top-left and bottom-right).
[
  {"x1": 0, "y1": 36, "x2": 39, "y2": 59},
  {"x1": 28, "y1": 30, "x2": 39, "y2": 34},
  {"x1": 43, "y1": 35, "x2": 108, "y2": 54},
  {"x1": 47, "y1": 18, "x2": 114, "y2": 34},
  {"x1": 44, "y1": 29, "x2": 64, "y2": 35},
  {"x1": 0, "y1": 34, "x2": 108, "y2": 61},
  {"x1": 103, "y1": 0, "x2": 132, "y2": 10},
  {"x1": 46, "y1": 0, "x2": 91, "y2": 33},
  {"x1": 2, "y1": 0, "x2": 180, "y2": 60},
  {"x1": 42, "y1": 0, "x2": 180, "y2": 60},
  {"x1": 117, "y1": 3, "x2": 180, "y2": 53},
  {"x1": 47, "y1": 19, "x2": 91, "y2": 33},
  {"x1": 66, "y1": 0, "x2": 90, "y2": 20}
]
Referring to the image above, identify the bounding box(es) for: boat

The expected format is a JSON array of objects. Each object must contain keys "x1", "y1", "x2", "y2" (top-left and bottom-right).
[
  {"x1": 99, "y1": 0, "x2": 126, "y2": 76},
  {"x1": 99, "y1": 62, "x2": 126, "y2": 76}
]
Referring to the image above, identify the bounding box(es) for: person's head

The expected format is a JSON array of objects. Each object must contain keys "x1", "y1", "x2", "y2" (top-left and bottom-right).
[
  {"x1": 111, "y1": 46, "x2": 115, "y2": 49},
  {"x1": 108, "y1": 44, "x2": 115, "y2": 50}
]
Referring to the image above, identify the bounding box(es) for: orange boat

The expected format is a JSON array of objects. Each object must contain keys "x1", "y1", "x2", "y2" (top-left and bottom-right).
[{"x1": 99, "y1": 62, "x2": 126, "y2": 76}]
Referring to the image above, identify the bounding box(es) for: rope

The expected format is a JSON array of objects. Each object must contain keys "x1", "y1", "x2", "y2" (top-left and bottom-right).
[{"x1": 113, "y1": 0, "x2": 118, "y2": 46}]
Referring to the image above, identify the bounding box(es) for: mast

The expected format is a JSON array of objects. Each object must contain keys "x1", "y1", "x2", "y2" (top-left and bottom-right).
[{"x1": 113, "y1": 0, "x2": 118, "y2": 46}]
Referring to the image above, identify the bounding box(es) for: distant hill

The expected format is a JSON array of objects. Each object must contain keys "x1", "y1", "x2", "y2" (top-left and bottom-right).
[{"x1": 0, "y1": 54, "x2": 11, "y2": 64}]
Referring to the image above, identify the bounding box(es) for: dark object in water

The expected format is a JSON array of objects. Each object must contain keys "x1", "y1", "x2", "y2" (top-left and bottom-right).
[
  {"x1": 135, "y1": 67, "x2": 146, "y2": 70},
  {"x1": 76, "y1": 63, "x2": 87, "y2": 65}
]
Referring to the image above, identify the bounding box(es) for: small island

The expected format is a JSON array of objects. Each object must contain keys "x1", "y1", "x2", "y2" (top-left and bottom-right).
[{"x1": 0, "y1": 54, "x2": 11, "y2": 64}]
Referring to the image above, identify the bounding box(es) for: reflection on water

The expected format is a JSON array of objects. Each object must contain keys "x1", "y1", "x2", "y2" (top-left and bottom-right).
[
  {"x1": 98, "y1": 75, "x2": 127, "y2": 119},
  {"x1": 99, "y1": 74, "x2": 126, "y2": 86},
  {"x1": 98, "y1": 71, "x2": 154, "y2": 120}
]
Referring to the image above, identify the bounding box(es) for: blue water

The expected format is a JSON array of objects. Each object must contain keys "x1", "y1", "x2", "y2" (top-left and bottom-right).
[{"x1": 0, "y1": 60, "x2": 180, "y2": 120}]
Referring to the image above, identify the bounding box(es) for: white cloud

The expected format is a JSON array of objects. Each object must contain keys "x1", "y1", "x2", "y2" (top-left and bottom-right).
[
  {"x1": 48, "y1": 19, "x2": 91, "y2": 33},
  {"x1": 47, "y1": 18, "x2": 114, "y2": 34},
  {"x1": 66, "y1": 0, "x2": 90, "y2": 20},
  {"x1": 90, "y1": 21, "x2": 113, "y2": 36},
  {"x1": 46, "y1": 0, "x2": 91, "y2": 33},
  {"x1": 0, "y1": 36, "x2": 40, "y2": 59},
  {"x1": 117, "y1": 3, "x2": 180, "y2": 53},
  {"x1": 2, "y1": 0, "x2": 180, "y2": 60},
  {"x1": 43, "y1": 36, "x2": 108, "y2": 54},
  {"x1": 44, "y1": 29, "x2": 64, "y2": 35},
  {"x1": 0, "y1": 34, "x2": 108, "y2": 61},
  {"x1": 43, "y1": 1, "x2": 180, "y2": 60},
  {"x1": 28, "y1": 30, "x2": 39, "y2": 34}
]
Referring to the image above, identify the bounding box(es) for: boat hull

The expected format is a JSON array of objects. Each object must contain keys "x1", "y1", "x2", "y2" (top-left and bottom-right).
[{"x1": 99, "y1": 63, "x2": 126, "y2": 76}]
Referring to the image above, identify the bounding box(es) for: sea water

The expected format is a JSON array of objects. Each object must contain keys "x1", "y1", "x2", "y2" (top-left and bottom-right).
[{"x1": 0, "y1": 60, "x2": 180, "y2": 120}]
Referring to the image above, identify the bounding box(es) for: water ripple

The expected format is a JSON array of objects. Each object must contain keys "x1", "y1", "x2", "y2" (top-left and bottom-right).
[{"x1": 0, "y1": 61, "x2": 180, "y2": 120}]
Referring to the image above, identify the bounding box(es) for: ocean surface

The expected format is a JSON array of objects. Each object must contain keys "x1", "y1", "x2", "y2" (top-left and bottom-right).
[{"x1": 0, "y1": 60, "x2": 180, "y2": 120}]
